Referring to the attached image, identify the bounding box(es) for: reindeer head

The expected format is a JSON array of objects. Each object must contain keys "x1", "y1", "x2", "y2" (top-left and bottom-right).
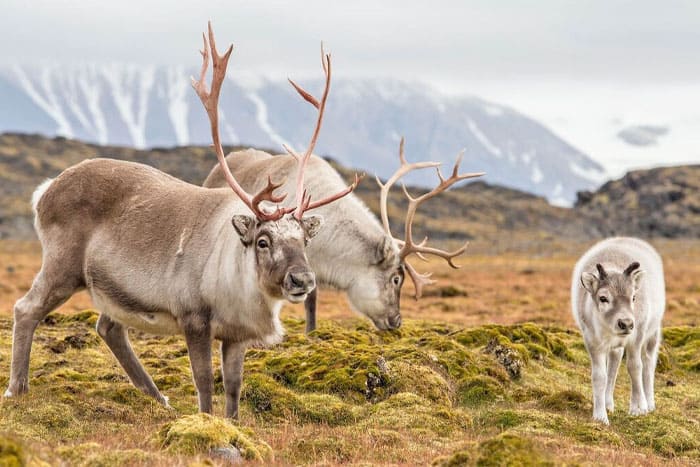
[
  {"x1": 369, "y1": 139, "x2": 483, "y2": 329},
  {"x1": 192, "y1": 23, "x2": 358, "y2": 305},
  {"x1": 344, "y1": 235, "x2": 404, "y2": 330},
  {"x1": 581, "y1": 262, "x2": 644, "y2": 336},
  {"x1": 232, "y1": 214, "x2": 322, "y2": 302}
]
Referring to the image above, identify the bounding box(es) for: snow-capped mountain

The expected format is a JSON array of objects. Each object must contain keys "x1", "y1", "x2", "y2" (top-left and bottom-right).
[{"x1": 0, "y1": 63, "x2": 605, "y2": 205}]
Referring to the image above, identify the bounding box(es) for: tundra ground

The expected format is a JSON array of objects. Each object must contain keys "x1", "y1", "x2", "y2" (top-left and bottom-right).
[{"x1": 0, "y1": 239, "x2": 698, "y2": 466}]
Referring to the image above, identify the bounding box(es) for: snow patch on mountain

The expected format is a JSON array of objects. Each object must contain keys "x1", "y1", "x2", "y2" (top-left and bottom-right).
[{"x1": 0, "y1": 63, "x2": 608, "y2": 204}]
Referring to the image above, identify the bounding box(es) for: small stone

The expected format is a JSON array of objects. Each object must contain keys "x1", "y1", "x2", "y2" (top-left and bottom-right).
[{"x1": 211, "y1": 445, "x2": 243, "y2": 464}]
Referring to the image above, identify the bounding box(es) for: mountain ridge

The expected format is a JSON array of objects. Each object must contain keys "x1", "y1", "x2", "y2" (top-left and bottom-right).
[{"x1": 0, "y1": 64, "x2": 605, "y2": 204}]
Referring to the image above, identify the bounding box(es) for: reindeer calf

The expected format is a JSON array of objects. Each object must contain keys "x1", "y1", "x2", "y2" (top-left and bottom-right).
[{"x1": 571, "y1": 237, "x2": 665, "y2": 424}]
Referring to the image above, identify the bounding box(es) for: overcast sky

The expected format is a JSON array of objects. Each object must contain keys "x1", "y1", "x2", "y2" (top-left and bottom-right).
[
  {"x1": 3, "y1": 0, "x2": 699, "y2": 87},
  {"x1": 3, "y1": 0, "x2": 700, "y2": 172}
]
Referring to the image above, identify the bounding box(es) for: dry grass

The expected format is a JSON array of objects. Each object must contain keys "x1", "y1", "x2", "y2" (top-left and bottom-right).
[{"x1": 0, "y1": 239, "x2": 698, "y2": 466}]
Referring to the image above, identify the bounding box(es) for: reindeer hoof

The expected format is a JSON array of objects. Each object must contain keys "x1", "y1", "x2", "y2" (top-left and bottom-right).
[{"x1": 592, "y1": 412, "x2": 610, "y2": 425}]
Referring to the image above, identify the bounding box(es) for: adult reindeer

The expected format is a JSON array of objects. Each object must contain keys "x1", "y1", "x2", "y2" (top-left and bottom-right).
[
  {"x1": 4, "y1": 23, "x2": 356, "y2": 418},
  {"x1": 204, "y1": 138, "x2": 483, "y2": 332}
]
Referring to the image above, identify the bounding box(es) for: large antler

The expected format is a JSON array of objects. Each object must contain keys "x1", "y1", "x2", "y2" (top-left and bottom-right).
[
  {"x1": 192, "y1": 22, "x2": 290, "y2": 221},
  {"x1": 377, "y1": 139, "x2": 484, "y2": 298},
  {"x1": 284, "y1": 45, "x2": 362, "y2": 220}
]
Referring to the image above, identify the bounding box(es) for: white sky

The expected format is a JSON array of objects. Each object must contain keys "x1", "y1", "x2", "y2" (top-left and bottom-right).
[{"x1": 3, "y1": 0, "x2": 700, "y2": 174}]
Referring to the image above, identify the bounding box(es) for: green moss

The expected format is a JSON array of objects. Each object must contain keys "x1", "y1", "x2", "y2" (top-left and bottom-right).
[
  {"x1": 539, "y1": 390, "x2": 589, "y2": 413},
  {"x1": 242, "y1": 374, "x2": 357, "y2": 425},
  {"x1": 615, "y1": 413, "x2": 700, "y2": 457},
  {"x1": 664, "y1": 326, "x2": 700, "y2": 372},
  {"x1": 0, "y1": 436, "x2": 25, "y2": 467},
  {"x1": 158, "y1": 413, "x2": 272, "y2": 461},
  {"x1": 476, "y1": 433, "x2": 552, "y2": 466},
  {"x1": 475, "y1": 409, "x2": 524, "y2": 430},
  {"x1": 457, "y1": 376, "x2": 504, "y2": 406},
  {"x1": 386, "y1": 361, "x2": 452, "y2": 405},
  {"x1": 362, "y1": 393, "x2": 469, "y2": 436}
]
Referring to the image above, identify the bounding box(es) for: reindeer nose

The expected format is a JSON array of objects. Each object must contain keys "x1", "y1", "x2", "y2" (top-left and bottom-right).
[
  {"x1": 285, "y1": 271, "x2": 316, "y2": 292},
  {"x1": 617, "y1": 318, "x2": 634, "y2": 332},
  {"x1": 388, "y1": 314, "x2": 402, "y2": 329}
]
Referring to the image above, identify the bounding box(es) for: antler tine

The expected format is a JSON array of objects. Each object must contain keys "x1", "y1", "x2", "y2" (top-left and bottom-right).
[
  {"x1": 192, "y1": 22, "x2": 288, "y2": 221},
  {"x1": 398, "y1": 150, "x2": 483, "y2": 267},
  {"x1": 285, "y1": 44, "x2": 360, "y2": 220},
  {"x1": 376, "y1": 137, "x2": 441, "y2": 236},
  {"x1": 404, "y1": 261, "x2": 436, "y2": 299}
]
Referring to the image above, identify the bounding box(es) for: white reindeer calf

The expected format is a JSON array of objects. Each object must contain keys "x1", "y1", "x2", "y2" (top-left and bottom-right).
[{"x1": 571, "y1": 237, "x2": 665, "y2": 425}]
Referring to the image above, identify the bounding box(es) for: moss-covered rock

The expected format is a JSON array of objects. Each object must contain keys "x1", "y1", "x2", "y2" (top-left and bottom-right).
[{"x1": 158, "y1": 413, "x2": 272, "y2": 461}]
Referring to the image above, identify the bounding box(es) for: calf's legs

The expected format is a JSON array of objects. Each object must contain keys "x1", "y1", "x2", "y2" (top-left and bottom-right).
[
  {"x1": 605, "y1": 347, "x2": 623, "y2": 412},
  {"x1": 642, "y1": 331, "x2": 660, "y2": 412}
]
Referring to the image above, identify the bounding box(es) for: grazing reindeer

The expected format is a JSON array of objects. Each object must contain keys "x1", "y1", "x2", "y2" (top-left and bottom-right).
[
  {"x1": 4, "y1": 23, "x2": 356, "y2": 418},
  {"x1": 572, "y1": 237, "x2": 665, "y2": 425},
  {"x1": 204, "y1": 138, "x2": 483, "y2": 331}
]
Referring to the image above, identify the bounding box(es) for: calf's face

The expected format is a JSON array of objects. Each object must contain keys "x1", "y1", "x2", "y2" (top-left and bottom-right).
[
  {"x1": 233, "y1": 215, "x2": 322, "y2": 303},
  {"x1": 581, "y1": 262, "x2": 644, "y2": 336}
]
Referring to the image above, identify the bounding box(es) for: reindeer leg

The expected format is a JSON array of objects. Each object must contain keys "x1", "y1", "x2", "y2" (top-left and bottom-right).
[
  {"x1": 221, "y1": 340, "x2": 246, "y2": 419},
  {"x1": 95, "y1": 314, "x2": 169, "y2": 406},
  {"x1": 605, "y1": 347, "x2": 624, "y2": 412},
  {"x1": 304, "y1": 288, "x2": 317, "y2": 334},
  {"x1": 5, "y1": 266, "x2": 80, "y2": 397},
  {"x1": 183, "y1": 315, "x2": 213, "y2": 414}
]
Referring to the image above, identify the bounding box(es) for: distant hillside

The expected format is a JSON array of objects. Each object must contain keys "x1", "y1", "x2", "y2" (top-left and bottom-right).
[
  {"x1": 575, "y1": 165, "x2": 700, "y2": 238},
  {"x1": 0, "y1": 134, "x2": 696, "y2": 247},
  {"x1": 0, "y1": 133, "x2": 244, "y2": 238}
]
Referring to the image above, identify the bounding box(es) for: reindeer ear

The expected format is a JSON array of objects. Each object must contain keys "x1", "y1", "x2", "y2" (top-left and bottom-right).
[
  {"x1": 581, "y1": 272, "x2": 599, "y2": 294},
  {"x1": 301, "y1": 215, "x2": 324, "y2": 239},
  {"x1": 231, "y1": 215, "x2": 256, "y2": 245},
  {"x1": 374, "y1": 236, "x2": 397, "y2": 266},
  {"x1": 630, "y1": 268, "x2": 645, "y2": 290}
]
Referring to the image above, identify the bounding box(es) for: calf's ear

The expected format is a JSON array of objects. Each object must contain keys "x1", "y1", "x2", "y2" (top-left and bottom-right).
[
  {"x1": 630, "y1": 268, "x2": 645, "y2": 291},
  {"x1": 581, "y1": 272, "x2": 599, "y2": 294},
  {"x1": 232, "y1": 215, "x2": 256, "y2": 245}
]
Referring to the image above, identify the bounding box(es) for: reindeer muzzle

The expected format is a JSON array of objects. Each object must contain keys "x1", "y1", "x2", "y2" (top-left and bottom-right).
[{"x1": 283, "y1": 270, "x2": 316, "y2": 302}]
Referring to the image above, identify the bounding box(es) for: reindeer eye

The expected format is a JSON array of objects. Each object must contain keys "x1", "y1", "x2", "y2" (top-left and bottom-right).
[
  {"x1": 392, "y1": 275, "x2": 401, "y2": 286},
  {"x1": 599, "y1": 296, "x2": 608, "y2": 303},
  {"x1": 257, "y1": 238, "x2": 269, "y2": 249},
  {"x1": 632, "y1": 295, "x2": 636, "y2": 302}
]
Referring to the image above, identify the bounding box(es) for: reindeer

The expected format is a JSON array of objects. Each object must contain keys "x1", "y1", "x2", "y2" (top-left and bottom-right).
[
  {"x1": 204, "y1": 138, "x2": 483, "y2": 332},
  {"x1": 4, "y1": 23, "x2": 357, "y2": 418},
  {"x1": 572, "y1": 237, "x2": 665, "y2": 425}
]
